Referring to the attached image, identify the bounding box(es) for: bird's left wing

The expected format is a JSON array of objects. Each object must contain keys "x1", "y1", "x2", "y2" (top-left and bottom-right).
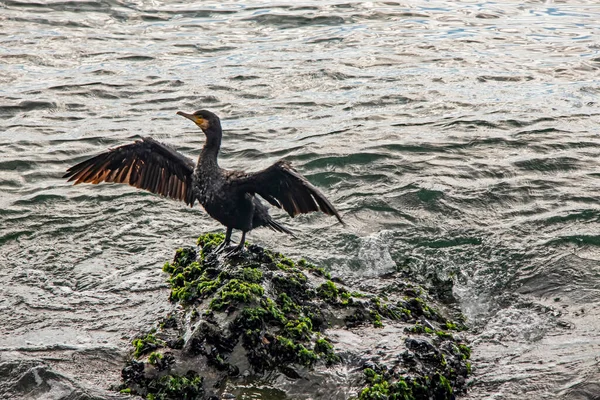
[
  {"x1": 230, "y1": 160, "x2": 343, "y2": 224},
  {"x1": 63, "y1": 137, "x2": 196, "y2": 206}
]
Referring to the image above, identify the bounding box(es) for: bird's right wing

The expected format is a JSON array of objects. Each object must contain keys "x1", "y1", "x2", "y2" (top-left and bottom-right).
[
  {"x1": 231, "y1": 160, "x2": 343, "y2": 224},
  {"x1": 63, "y1": 137, "x2": 196, "y2": 206}
]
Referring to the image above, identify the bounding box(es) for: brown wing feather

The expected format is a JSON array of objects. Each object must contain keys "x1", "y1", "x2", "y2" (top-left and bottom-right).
[
  {"x1": 231, "y1": 160, "x2": 344, "y2": 224},
  {"x1": 63, "y1": 137, "x2": 196, "y2": 207}
]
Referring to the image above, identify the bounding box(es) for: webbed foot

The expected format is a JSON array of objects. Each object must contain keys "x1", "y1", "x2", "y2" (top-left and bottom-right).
[
  {"x1": 223, "y1": 244, "x2": 245, "y2": 259},
  {"x1": 223, "y1": 231, "x2": 247, "y2": 259},
  {"x1": 213, "y1": 240, "x2": 231, "y2": 254}
]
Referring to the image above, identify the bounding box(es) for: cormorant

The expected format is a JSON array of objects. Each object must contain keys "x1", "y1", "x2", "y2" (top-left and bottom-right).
[{"x1": 63, "y1": 110, "x2": 343, "y2": 256}]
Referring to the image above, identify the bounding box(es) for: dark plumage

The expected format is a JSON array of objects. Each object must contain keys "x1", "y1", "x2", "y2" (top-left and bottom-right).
[{"x1": 64, "y1": 110, "x2": 343, "y2": 255}]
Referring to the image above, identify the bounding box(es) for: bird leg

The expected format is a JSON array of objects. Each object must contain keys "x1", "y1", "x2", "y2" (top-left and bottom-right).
[
  {"x1": 214, "y1": 227, "x2": 233, "y2": 254},
  {"x1": 224, "y1": 231, "x2": 246, "y2": 258}
]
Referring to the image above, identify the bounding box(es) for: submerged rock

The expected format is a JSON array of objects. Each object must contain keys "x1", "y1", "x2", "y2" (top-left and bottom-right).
[{"x1": 118, "y1": 233, "x2": 471, "y2": 399}]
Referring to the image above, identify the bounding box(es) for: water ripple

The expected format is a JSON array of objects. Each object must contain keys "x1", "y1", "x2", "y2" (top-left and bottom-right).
[{"x1": 2, "y1": 0, "x2": 600, "y2": 398}]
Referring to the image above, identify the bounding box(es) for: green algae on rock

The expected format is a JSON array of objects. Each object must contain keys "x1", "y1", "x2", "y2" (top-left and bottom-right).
[
  {"x1": 119, "y1": 233, "x2": 471, "y2": 399},
  {"x1": 132, "y1": 332, "x2": 166, "y2": 358},
  {"x1": 121, "y1": 360, "x2": 204, "y2": 400}
]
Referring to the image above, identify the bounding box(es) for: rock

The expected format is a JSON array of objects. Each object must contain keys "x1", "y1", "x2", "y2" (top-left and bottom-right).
[{"x1": 117, "y1": 233, "x2": 471, "y2": 399}]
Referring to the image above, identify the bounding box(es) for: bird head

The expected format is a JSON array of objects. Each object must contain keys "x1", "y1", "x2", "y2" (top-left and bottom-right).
[{"x1": 177, "y1": 110, "x2": 221, "y2": 134}]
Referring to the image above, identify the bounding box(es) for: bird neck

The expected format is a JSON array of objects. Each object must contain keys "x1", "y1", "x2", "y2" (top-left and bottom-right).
[{"x1": 200, "y1": 127, "x2": 222, "y2": 166}]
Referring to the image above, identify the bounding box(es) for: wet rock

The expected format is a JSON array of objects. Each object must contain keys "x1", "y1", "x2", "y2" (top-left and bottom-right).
[{"x1": 118, "y1": 233, "x2": 471, "y2": 399}]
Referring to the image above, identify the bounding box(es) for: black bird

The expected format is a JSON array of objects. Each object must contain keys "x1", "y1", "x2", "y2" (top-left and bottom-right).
[{"x1": 63, "y1": 110, "x2": 344, "y2": 256}]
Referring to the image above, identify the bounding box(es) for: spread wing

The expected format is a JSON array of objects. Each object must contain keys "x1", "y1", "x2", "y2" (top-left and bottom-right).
[
  {"x1": 63, "y1": 137, "x2": 196, "y2": 206},
  {"x1": 231, "y1": 160, "x2": 343, "y2": 224}
]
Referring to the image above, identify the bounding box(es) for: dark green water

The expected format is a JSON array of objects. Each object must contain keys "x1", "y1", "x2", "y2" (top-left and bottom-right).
[{"x1": 1, "y1": 1, "x2": 599, "y2": 399}]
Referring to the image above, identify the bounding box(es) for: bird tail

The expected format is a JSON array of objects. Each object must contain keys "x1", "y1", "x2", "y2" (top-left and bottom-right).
[{"x1": 266, "y1": 218, "x2": 295, "y2": 237}]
